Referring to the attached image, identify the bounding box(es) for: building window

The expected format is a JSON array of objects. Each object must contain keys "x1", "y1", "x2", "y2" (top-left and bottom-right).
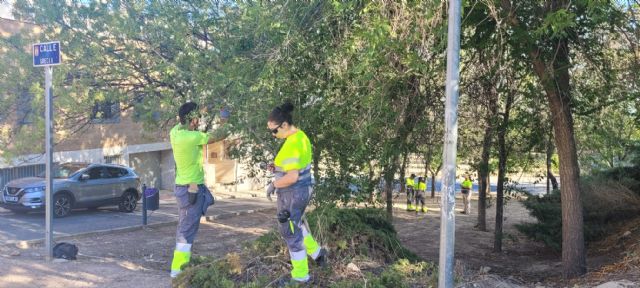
[
  {"x1": 104, "y1": 154, "x2": 123, "y2": 165},
  {"x1": 91, "y1": 101, "x2": 120, "y2": 123}
]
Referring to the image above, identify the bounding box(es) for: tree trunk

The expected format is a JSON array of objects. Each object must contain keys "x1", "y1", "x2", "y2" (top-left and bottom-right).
[
  {"x1": 368, "y1": 160, "x2": 377, "y2": 203},
  {"x1": 399, "y1": 152, "x2": 408, "y2": 196},
  {"x1": 477, "y1": 50, "x2": 499, "y2": 232},
  {"x1": 424, "y1": 146, "x2": 436, "y2": 198},
  {"x1": 478, "y1": 123, "x2": 493, "y2": 232},
  {"x1": 384, "y1": 157, "x2": 399, "y2": 221},
  {"x1": 494, "y1": 89, "x2": 513, "y2": 252},
  {"x1": 423, "y1": 150, "x2": 430, "y2": 178},
  {"x1": 498, "y1": 0, "x2": 586, "y2": 276},
  {"x1": 431, "y1": 171, "x2": 436, "y2": 198},
  {"x1": 546, "y1": 128, "x2": 554, "y2": 194},
  {"x1": 530, "y1": 37, "x2": 586, "y2": 277},
  {"x1": 548, "y1": 171, "x2": 559, "y2": 190}
]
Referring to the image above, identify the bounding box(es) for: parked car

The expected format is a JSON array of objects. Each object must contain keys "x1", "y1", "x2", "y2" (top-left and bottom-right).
[{"x1": 0, "y1": 163, "x2": 140, "y2": 218}]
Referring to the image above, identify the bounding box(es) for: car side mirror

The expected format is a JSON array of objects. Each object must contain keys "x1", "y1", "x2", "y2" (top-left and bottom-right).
[{"x1": 80, "y1": 174, "x2": 90, "y2": 181}]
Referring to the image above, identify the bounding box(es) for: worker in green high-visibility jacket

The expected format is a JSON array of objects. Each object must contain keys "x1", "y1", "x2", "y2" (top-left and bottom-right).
[
  {"x1": 406, "y1": 174, "x2": 415, "y2": 211},
  {"x1": 265, "y1": 101, "x2": 326, "y2": 284},
  {"x1": 169, "y1": 102, "x2": 226, "y2": 278},
  {"x1": 461, "y1": 175, "x2": 473, "y2": 214}
]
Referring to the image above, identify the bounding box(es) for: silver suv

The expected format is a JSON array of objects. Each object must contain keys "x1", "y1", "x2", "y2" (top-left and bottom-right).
[{"x1": 0, "y1": 163, "x2": 140, "y2": 218}]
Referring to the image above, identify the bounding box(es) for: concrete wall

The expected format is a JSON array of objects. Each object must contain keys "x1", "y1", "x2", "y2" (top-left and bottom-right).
[
  {"x1": 160, "y1": 150, "x2": 175, "y2": 191},
  {"x1": 129, "y1": 151, "x2": 161, "y2": 189},
  {"x1": 205, "y1": 140, "x2": 237, "y2": 185},
  {"x1": 56, "y1": 110, "x2": 169, "y2": 153}
]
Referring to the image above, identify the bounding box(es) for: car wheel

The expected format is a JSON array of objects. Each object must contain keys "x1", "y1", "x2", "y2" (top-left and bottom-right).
[
  {"x1": 54, "y1": 194, "x2": 73, "y2": 218},
  {"x1": 118, "y1": 191, "x2": 137, "y2": 213}
]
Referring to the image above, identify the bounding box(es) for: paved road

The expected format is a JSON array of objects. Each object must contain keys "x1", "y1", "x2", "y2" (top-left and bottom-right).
[
  {"x1": 0, "y1": 179, "x2": 552, "y2": 244},
  {"x1": 0, "y1": 192, "x2": 274, "y2": 244}
]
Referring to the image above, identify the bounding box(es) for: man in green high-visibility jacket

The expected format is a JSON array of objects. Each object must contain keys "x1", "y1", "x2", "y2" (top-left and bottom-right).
[
  {"x1": 169, "y1": 102, "x2": 227, "y2": 278},
  {"x1": 406, "y1": 174, "x2": 415, "y2": 211}
]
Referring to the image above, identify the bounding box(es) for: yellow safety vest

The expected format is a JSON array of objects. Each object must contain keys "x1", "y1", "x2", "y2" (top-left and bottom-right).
[
  {"x1": 461, "y1": 179, "x2": 472, "y2": 189},
  {"x1": 406, "y1": 178, "x2": 414, "y2": 187}
]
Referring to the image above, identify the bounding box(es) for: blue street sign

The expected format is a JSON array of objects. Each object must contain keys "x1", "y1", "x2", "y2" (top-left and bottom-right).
[{"x1": 33, "y1": 41, "x2": 61, "y2": 67}]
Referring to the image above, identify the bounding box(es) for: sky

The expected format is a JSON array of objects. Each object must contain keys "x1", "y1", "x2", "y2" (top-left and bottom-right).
[{"x1": 0, "y1": 0, "x2": 14, "y2": 20}]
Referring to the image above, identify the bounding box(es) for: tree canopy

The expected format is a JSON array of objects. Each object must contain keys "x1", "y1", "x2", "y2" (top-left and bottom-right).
[{"x1": 0, "y1": 0, "x2": 638, "y2": 278}]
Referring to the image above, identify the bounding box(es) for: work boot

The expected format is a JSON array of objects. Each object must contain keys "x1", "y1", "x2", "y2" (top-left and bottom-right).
[
  {"x1": 314, "y1": 248, "x2": 327, "y2": 267},
  {"x1": 421, "y1": 207, "x2": 428, "y2": 213},
  {"x1": 275, "y1": 275, "x2": 312, "y2": 287}
]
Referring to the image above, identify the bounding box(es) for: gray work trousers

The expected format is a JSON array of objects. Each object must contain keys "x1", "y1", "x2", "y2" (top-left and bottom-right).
[
  {"x1": 276, "y1": 186, "x2": 311, "y2": 255},
  {"x1": 175, "y1": 184, "x2": 210, "y2": 244},
  {"x1": 406, "y1": 187, "x2": 415, "y2": 206},
  {"x1": 461, "y1": 189, "x2": 471, "y2": 214}
]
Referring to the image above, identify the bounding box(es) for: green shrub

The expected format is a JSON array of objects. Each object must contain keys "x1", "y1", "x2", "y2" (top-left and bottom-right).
[
  {"x1": 328, "y1": 259, "x2": 436, "y2": 288},
  {"x1": 517, "y1": 176, "x2": 640, "y2": 251},
  {"x1": 173, "y1": 256, "x2": 236, "y2": 288},
  {"x1": 595, "y1": 165, "x2": 640, "y2": 194},
  {"x1": 176, "y1": 206, "x2": 429, "y2": 287},
  {"x1": 516, "y1": 190, "x2": 563, "y2": 251},
  {"x1": 306, "y1": 205, "x2": 419, "y2": 262},
  {"x1": 243, "y1": 230, "x2": 283, "y2": 255}
]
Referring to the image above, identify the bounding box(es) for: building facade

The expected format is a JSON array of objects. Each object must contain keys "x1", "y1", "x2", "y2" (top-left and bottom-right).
[{"x1": 0, "y1": 17, "x2": 242, "y2": 192}]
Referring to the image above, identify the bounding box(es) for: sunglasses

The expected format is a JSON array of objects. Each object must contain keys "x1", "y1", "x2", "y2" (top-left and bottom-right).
[{"x1": 270, "y1": 122, "x2": 283, "y2": 134}]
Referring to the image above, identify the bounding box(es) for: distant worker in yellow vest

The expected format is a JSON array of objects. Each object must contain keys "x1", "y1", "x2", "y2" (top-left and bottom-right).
[
  {"x1": 169, "y1": 102, "x2": 227, "y2": 278},
  {"x1": 406, "y1": 174, "x2": 415, "y2": 211},
  {"x1": 415, "y1": 177, "x2": 428, "y2": 213},
  {"x1": 265, "y1": 102, "x2": 326, "y2": 284},
  {"x1": 460, "y1": 175, "x2": 473, "y2": 214}
]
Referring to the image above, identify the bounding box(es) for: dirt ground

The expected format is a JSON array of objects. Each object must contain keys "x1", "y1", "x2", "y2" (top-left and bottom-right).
[
  {"x1": 395, "y1": 197, "x2": 560, "y2": 285},
  {"x1": 394, "y1": 196, "x2": 640, "y2": 287},
  {"x1": 1, "y1": 196, "x2": 637, "y2": 287},
  {"x1": 0, "y1": 210, "x2": 278, "y2": 288}
]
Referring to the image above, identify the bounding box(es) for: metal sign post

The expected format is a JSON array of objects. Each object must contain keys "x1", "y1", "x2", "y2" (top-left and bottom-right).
[
  {"x1": 438, "y1": 0, "x2": 462, "y2": 287},
  {"x1": 44, "y1": 66, "x2": 53, "y2": 261},
  {"x1": 34, "y1": 41, "x2": 61, "y2": 261}
]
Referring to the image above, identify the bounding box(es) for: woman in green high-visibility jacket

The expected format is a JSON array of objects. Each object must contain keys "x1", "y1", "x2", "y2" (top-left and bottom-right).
[{"x1": 265, "y1": 102, "x2": 326, "y2": 284}]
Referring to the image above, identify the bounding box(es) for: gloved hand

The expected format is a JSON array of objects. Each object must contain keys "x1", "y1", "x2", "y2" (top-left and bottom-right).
[
  {"x1": 267, "y1": 163, "x2": 275, "y2": 173},
  {"x1": 188, "y1": 192, "x2": 198, "y2": 205},
  {"x1": 266, "y1": 182, "x2": 276, "y2": 201}
]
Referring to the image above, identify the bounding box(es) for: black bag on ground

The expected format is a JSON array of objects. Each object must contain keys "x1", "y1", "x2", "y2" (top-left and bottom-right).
[{"x1": 53, "y1": 242, "x2": 78, "y2": 260}]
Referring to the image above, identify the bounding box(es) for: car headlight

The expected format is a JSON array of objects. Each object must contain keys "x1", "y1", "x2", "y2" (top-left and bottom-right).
[{"x1": 24, "y1": 186, "x2": 46, "y2": 193}]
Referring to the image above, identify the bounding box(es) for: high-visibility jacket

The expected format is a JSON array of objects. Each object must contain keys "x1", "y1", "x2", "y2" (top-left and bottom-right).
[
  {"x1": 274, "y1": 129, "x2": 313, "y2": 189},
  {"x1": 461, "y1": 179, "x2": 473, "y2": 189},
  {"x1": 418, "y1": 182, "x2": 426, "y2": 191},
  {"x1": 406, "y1": 177, "x2": 414, "y2": 188}
]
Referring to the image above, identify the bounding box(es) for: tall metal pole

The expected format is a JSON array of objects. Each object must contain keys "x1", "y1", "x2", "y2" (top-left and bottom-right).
[
  {"x1": 438, "y1": 0, "x2": 462, "y2": 287},
  {"x1": 45, "y1": 66, "x2": 54, "y2": 261}
]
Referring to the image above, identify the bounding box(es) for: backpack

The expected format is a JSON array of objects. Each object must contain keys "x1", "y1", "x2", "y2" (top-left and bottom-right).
[{"x1": 53, "y1": 242, "x2": 78, "y2": 260}]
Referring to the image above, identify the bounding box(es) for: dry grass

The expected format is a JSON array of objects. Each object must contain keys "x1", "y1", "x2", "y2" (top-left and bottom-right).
[
  {"x1": 582, "y1": 179, "x2": 640, "y2": 220},
  {"x1": 579, "y1": 217, "x2": 640, "y2": 285}
]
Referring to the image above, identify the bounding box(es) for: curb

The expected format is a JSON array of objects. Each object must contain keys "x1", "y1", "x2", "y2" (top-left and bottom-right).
[
  {"x1": 7, "y1": 207, "x2": 275, "y2": 249},
  {"x1": 159, "y1": 190, "x2": 264, "y2": 201},
  {"x1": 7, "y1": 220, "x2": 179, "y2": 249}
]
